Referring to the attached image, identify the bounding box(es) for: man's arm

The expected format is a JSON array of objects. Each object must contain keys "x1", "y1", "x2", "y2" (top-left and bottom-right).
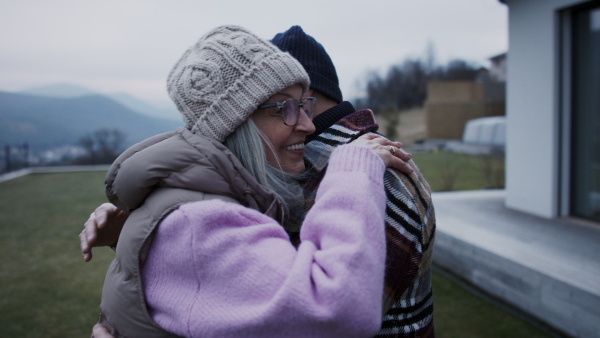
[
  {"x1": 92, "y1": 323, "x2": 114, "y2": 338},
  {"x1": 79, "y1": 203, "x2": 129, "y2": 262}
]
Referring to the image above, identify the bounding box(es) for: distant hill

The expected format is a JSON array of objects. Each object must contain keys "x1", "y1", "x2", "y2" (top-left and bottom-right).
[
  {"x1": 105, "y1": 92, "x2": 180, "y2": 121},
  {"x1": 0, "y1": 91, "x2": 183, "y2": 153},
  {"x1": 20, "y1": 83, "x2": 97, "y2": 98},
  {"x1": 19, "y1": 83, "x2": 180, "y2": 121}
]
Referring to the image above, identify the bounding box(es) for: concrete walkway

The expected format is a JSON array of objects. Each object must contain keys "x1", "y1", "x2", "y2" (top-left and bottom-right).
[{"x1": 432, "y1": 189, "x2": 600, "y2": 338}]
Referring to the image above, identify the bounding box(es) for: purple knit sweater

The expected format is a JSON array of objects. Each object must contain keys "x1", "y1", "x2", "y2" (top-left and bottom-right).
[{"x1": 140, "y1": 145, "x2": 387, "y2": 337}]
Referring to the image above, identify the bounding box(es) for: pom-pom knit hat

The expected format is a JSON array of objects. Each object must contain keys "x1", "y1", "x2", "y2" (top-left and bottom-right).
[
  {"x1": 271, "y1": 26, "x2": 343, "y2": 104},
  {"x1": 167, "y1": 25, "x2": 310, "y2": 142}
]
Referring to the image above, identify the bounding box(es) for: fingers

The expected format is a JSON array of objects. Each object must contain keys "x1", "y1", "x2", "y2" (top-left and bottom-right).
[
  {"x1": 80, "y1": 235, "x2": 92, "y2": 262},
  {"x1": 92, "y1": 323, "x2": 114, "y2": 338},
  {"x1": 80, "y1": 203, "x2": 127, "y2": 262},
  {"x1": 359, "y1": 133, "x2": 381, "y2": 141},
  {"x1": 389, "y1": 146, "x2": 412, "y2": 162},
  {"x1": 352, "y1": 134, "x2": 413, "y2": 173},
  {"x1": 388, "y1": 155, "x2": 414, "y2": 174},
  {"x1": 390, "y1": 146, "x2": 414, "y2": 174},
  {"x1": 372, "y1": 138, "x2": 409, "y2": 167},
  {"x1": 80, "y1": 204, "x2": 108, "y2": 261},
  {"x1": 94, "y1": 203, "x2": 116, "y2": 229},
  {"x1": 79, "y1": 230, "x2": 90, "y2": 262},
  {"x1": 353, "y1": 134, "x2": 396, "y2": 149},
  {"x1": 80, "y1": 212, "x2": 97, "y2": 262},
  {"x1": 85, "y1": 212, "x2": 99, "y2": 242}
]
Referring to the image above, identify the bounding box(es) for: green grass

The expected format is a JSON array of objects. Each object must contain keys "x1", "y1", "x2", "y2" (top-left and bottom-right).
[
  {"x1": 0, "y1": 171, "x2": 113, "y2": 337},
  {"x1": 432, "y1": 268, "x2": 552, "y2": 337},
  {"x1": 412, "y1": 151, "x2": 505, "y2": 191},
  {"x1": 0, "y1": 171, "x2": 551, "y2": 337}
]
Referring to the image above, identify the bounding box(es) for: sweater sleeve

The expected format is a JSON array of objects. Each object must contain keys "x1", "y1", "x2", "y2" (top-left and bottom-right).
[{"x1": 141, "y1": 144, "x2": 387, "y2": 338}]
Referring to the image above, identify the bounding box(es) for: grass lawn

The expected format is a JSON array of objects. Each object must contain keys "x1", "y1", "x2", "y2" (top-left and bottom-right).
[
  {"x1": 0, "y1": 171, "x2": 113, "y2": 337},
  {"x1": 0, "y1": 170, "x2": 550, "y2": 337},
  {"x1": 411, "y1": 151, "x2": 505, "y2": 192},
  {"x1": 432, "y1": 268, "x2": 552, "y2": 337}
]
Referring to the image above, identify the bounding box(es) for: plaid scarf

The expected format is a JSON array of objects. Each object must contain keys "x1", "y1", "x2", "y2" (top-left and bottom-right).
[{"x1": 300, "y1": 108, "x2": 436, "y2": 337}]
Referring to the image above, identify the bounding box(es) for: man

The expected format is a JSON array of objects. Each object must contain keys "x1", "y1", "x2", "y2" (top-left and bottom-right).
[
  {"x1": 82, "y1": 26, "x2": 436, "y2": 337},
  {"x1": 271, "y1": 26, "x2": 436, "y2": 337}
]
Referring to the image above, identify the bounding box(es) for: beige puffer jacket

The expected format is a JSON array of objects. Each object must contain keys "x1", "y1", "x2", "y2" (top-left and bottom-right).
[{"x1": 99, "y1": 127, "x2": 282, "y2": 337}]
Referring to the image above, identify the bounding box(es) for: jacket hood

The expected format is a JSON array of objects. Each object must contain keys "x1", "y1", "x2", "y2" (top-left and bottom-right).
[{"x1": 105, "y1": 127, "x2": 282, "y2": 221}]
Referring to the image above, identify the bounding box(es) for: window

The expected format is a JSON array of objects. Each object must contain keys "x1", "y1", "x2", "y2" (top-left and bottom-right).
[{"x1": 570, "y1": 2, "x2": 600, "y2": 222}]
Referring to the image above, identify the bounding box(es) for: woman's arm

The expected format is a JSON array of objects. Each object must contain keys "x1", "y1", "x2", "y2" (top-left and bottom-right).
[
  {"x1": 79, "y1": 134, "x2": 409, "y2": 262},
  {"x1": 142, "y1": 144, "x2": 388, "y2": 338}
]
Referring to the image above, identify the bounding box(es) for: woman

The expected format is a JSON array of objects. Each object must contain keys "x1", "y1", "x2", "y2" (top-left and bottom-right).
[{"x1": 96, "y1": 25, "x2": 405, "y2": 338}]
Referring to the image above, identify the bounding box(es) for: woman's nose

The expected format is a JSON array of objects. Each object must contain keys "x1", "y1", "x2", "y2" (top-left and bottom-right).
[{"x1": 295, "y1": 107, "x2": 316, "y2": 135}]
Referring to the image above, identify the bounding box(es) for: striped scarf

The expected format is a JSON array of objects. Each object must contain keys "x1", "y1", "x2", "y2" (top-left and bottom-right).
[{"x1": 301, "y1": 108, "x2": 436, "y2": 337}]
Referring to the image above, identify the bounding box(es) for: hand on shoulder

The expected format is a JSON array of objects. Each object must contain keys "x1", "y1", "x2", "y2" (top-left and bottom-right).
[{"x1": 351, "y1": 134, "x2": 414, "y2": 174}]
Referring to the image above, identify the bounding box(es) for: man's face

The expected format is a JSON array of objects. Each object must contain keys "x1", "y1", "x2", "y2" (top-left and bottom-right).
[{"x1": 303, "y1": 89, "x2": 335, "y2": 117}]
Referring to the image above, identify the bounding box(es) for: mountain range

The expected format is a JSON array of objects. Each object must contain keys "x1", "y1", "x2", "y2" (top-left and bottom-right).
[
  {"x1": 19, "y1": 83, "x2": 180, "y2": 121},
  {"x1": 0, "y1": 84, "x2": 184, "y2": 154}
]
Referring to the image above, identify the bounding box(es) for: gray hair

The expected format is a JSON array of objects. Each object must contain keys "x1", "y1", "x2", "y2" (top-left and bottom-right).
[{"x1": 224, "y1": 118, "x2": 306, "y2": 225}]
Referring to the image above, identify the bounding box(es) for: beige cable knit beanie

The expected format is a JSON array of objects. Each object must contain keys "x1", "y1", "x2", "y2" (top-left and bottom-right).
[{"x1": 167, "y1": 25, "x2": 310, "y2": 142}]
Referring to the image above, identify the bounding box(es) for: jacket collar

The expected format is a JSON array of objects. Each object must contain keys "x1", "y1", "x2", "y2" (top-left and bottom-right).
[{"x1": 106, "y1": 127, "x2": 283, "y2": 223}]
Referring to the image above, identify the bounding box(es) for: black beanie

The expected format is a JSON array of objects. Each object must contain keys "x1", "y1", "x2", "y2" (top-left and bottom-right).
[{"x1": 271, "y1": 26, "x2": 343, "y2": 104}]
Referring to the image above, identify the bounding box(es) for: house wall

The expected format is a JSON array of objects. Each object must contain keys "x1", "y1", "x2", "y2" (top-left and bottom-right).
[{"x1": 504, "y1": 0, "x2": 587, "y2": 218}]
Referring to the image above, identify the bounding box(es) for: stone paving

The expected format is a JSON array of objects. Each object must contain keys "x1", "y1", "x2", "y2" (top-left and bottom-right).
[{"x1": 432, "y1": 189, "x2": 600, "y2": 338}]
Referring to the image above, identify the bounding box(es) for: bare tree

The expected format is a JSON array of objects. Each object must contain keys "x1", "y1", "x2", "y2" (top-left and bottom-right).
[
  {"x1": 355, "y1": 50, "x2": 481, "y2": 112},
  {"x1": 77, "y1": 129, "x2": 126, "y2": 164}
]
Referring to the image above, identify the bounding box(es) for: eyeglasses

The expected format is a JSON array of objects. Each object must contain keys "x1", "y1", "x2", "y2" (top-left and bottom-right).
[{"x1": 257, "y1": 97, "x2": 317, "y2": 126}]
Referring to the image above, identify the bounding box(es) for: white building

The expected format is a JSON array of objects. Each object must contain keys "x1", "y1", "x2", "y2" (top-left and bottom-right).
[
  {"x1": 501, "y1": 0, "x2": 600, "y2": 223},
  {"x1": 430, "y1": 2, "x2": 600, "y2": 336},
  {"x1": 488, "y1": 52, "x2": 507, "y2": 82}
]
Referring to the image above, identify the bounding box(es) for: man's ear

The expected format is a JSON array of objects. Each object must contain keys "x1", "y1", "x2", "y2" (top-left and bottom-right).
[{"x1": 303, "y1": 89, "x2": 314, "y2": 99}]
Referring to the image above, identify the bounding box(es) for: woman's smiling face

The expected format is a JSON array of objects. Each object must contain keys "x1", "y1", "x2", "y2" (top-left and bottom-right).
[{"x1": 251, "y1": 84, "x2": 316, "y2": 174}]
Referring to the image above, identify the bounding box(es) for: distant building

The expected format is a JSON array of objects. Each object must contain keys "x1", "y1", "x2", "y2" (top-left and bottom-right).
[
  {"x1": 488, "y1": 52, "x2": 507, "y2": 82},
  {"x1": 500, "y1": 0, "x2": 600, "y2": 223},
  {"x1": 442, "y1": 115, "x2": 506, "y2": 156},
  {"x1": 424, "y1": 49, "x2": 507, "y2": 142},
  {"x1": 424, "y1": 81, "x2": 505, "y2": 140}
]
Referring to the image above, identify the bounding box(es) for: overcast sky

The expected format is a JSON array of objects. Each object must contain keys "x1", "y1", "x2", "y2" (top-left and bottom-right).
[{"x1": 0, "y1": 0, "x2": 507, "y2": 106}]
